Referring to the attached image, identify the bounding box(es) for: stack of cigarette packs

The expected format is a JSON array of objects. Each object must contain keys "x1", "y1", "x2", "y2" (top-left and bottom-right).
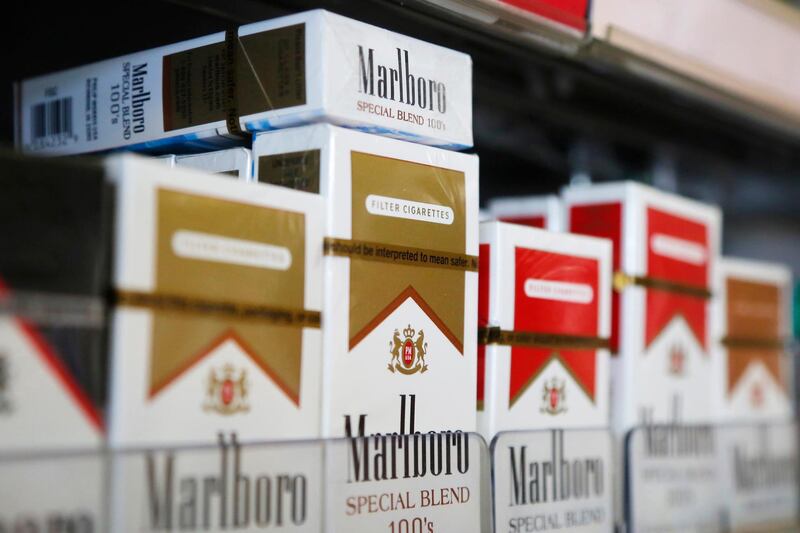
[
  {"x1": 11, "y1": 8, "x2": 479, "y2": 448},
  {"x1": 477, "y1": 221, "x2": 612, "y2": 438},
  {"x1": 0, "y1": 152, "x2": 325, "y2": 450},
  {"x1": 713, "y1": 257, "x2": 794, "y2": 421},
  {"x1": 253, "y1": 124, "x2": 479, "y2": 437},
  {"x1": 15, "y1": 9, "x2": 472, "y2": 156},
  {"x1": 563, "y1": 182, "x2": 721, "y2": 432},
  {"x1": 14, "y1": 9, "x2": 800, "y2": 527}
]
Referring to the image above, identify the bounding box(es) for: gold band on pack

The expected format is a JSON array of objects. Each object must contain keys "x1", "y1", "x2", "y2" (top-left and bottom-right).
[
  {"x1": 478, "y1": 326, "x2": 610, "y2": 350},
  {"x1": 721, "y1": 336, "x2": 786, "y2": 350},
  {"x1": 114, "y1": 290, "x2": 320, "y2": 328},
  {"x1": 223, "y1": 29, "x2": 249, "y2": 139},
  {"x1": 323, "y1": 237, "x2": 479, "y2": 272},
  {"x1": 613, "y1": 272, "x2": 712, "y2": 299}
]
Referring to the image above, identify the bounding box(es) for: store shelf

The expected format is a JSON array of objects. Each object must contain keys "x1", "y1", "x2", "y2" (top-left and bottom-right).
[{"x1": 1, "y1": 423, "x2": 797, "y2": 532}]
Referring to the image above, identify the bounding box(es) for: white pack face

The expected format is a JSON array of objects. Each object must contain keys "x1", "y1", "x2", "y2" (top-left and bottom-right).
[
  {"x1": 712, "y1": 257, "x2": 793, "y2": 422},
  {"x1": 717, "y1": 422, "x2": 800, "y2": 531},
  {"x1": 16, "y1": 10, "x2": 472, "y2": 156},
  {"x1": 487, "y1": 195, "x2": 563, "y2": 231},
  {"x1": 253, "y1": 124, "x2": 479, "y2": 438},
  {"x1": 107, "y1": 156, "x2": 324, "y2": 446},
  {"x1": 477, "y1": 222, "x2": 611, "y2": 439},
  {"x1": 0, "y1": 452, "x2": 106, "y2": 531},
  {"x1": 110, "y1": 439, "x2": 323, "y2": 532},
  {"x1": 176, "y1": 148, "x2": 253, "y2": 181},
  {"x1": 0, "y1": 312, "x2": 104, "y2": 451},
  {"x1": 563, "y1": 182, "x2": 721, "y2": 433},
  {"x1": 492, "y1": 429, "x2": 614, "y2": 533}
]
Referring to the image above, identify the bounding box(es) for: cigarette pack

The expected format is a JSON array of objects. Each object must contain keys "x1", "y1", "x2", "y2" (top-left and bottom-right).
[
  {"x1": 713, "y1": 257, "x2": 793, "y2": 421},
  {"x1": 0, "y1": 153, "x2": 112, "y2": 452},
  {"x1": 498, "y1": 0, "x2": 588, "y2": 31},
  {"x1": 478, "y1": 222, "x2": 611, "y2": 439},
  {"x1": 107, "y1": 156, "x2": 324, "y2": 446},
  {"x1": 253, "y1": 124, "x2": 479, "y2": 437},
  {"x1": 493, "y1": 428, "x2": 614, "y2": 533},
  {"x1": 718, "y1": 422, "x2": 800, "y2": 531},
  {"x1": 426, "y1": 0, "x2": 587, "y2": 40},
  {"x1": 563, "y1": 182, "x2": 721, "y2": 432},
  {"x1": 110, "y1": 437, "x2": 324, "y2": 532},
  {"x1": 176, "y1": 147, "x2": 253, "y2": 180},
  {"x1": 488, "y1": 194, "x2": 563, "y2": 231},
  {"x1": 16, "y1": 10, "x2": 472, "y2": 156},
  {"x1": 0, "y1": 152, "x2": 325, "y2": 449}
]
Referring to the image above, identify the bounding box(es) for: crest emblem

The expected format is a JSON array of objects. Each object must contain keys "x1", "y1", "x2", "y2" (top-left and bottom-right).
[
  {"x1": 388, "y1": 325, "x2": 428, "y2": 375},
  {"x1": 751, "y1": 382, "x2": 764, "y2": 408},
  {"x1": 0, "y1": 354, "x2": 9, "y2": 414},
  {"x1": 668, "y1": 344, "x2": 685, "y2": 376},
  {"x1": 540, "y1": 376, "x2": 566, "y2": 415},
  {"x1": 203, "y1": 364, "x2": 249, "y2": 415}
]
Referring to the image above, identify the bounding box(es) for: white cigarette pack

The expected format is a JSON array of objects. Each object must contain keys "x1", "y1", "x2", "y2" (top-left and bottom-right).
[
  {"x1": 253, "y1": 124, "x2": 479, "y2": 437},
  {"x1": 563, "y1": 182, "x2": 721, "y2": 433},
  {"x1": 0, "y1": 154, "x2": 325, "y2": 450},
  {"x1": 478, "y1": 222, "x2": 611, "y2": 439},
  {"x1": 487, "y1": 194, "x2": 563, "y2": 231},
  {"x1": 110, "y1": 438, "x2": 324, "y2": 532},
  {"x1": 717, "y1": 422, "x2": 800, "y2": 531},
  {"x1": 713, "y1": 257, "x2": 793, "y2": 422},
  {"x1": 16, "y1": 10, "x2": 472, "y2": 156},
  {"x1": 107, "y1": 155, "x2": 324, "y2": 446},
  {"x1": 176, "y1": 148, "x2": 253, "y2": 180}
]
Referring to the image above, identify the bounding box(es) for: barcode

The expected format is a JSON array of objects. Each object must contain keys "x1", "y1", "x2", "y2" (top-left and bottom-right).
[{"x1": 30, "y1": 97, "x2": 73, "y2": 142}]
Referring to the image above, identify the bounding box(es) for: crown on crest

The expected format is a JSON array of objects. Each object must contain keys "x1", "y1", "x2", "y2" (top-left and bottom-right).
[{"x1": 403, "y1": 325, "x2": 416, "y2": 339}]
